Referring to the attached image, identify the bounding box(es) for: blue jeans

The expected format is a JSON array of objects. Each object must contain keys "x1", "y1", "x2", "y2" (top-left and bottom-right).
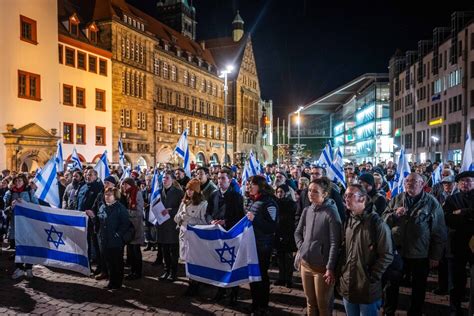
[{"x1": 343, "y1": 298, "x2": 381, "y2": 316}]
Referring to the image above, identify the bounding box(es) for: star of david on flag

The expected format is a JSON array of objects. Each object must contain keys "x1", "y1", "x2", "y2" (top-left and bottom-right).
[
  {"x1": 45, "y1": 225, "x2": 65, "y2": 249},
  {"x1": 184, "y1": 217, "x2": 261, "y2": 288}
]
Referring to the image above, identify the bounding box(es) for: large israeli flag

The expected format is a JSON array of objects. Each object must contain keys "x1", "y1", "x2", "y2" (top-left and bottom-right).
[
  {"x1": 460, "y1": 131, "x2": 474, "y2": 172},
  {"x1": 94, "y1": 150, "x2": 110, "y2": 181},
  {"x1": 175, "y1": 129, "x2": 191, "y2": 177},
  {"x1": 55, "y1": 140, "x2": 64, "y2": 173},
  {"x1": 392, "y1": 148, "x2": 411, "y2": 197},
  {"x1": 70, "y1": 148, "x2": 82, "y2": 171},
  {"x1": 185, "y1": 217, "x2": 261, "y2": 288},
  {"x1": 34, "y1": 158, "x2": 60, "y2": 208},
  {"x1": 14, "y1": 201, "x2": 89, "y2": 275},
  {"x1": 431, "y1": 162, "x2": 444, "y2": 186}
]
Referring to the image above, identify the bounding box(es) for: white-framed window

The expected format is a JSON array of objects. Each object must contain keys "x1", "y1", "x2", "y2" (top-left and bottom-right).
[
  {"x1": 210, "y1": 126, "x2": 214, "y2": 139},
  {"x1": 195, "y1": 122, "x2": 200, "y2": 136},
  {"x1": 216, "y1": 126, "x2": 220, "y2": 139},
  {"x1": 157, "y1": 114, "x2": 163, "y2": 131},
  {"x1": 137, "y1": 112, "x2": 147, "y2": 130},
  {"x1": 177, "y1": 119, "x2": 183, "y2": 134},
  {"x1": 186, "y1": 120, "x2": 191, "y2": 135},
  {"x1": 203, "y1": 124, "x2": 207, "y2": 137},
  {"x1": 171, "y1": 65, "x2": 177, "y2": 81},
  {"x1": 183, "y1": 70, "x2": 188, "y2": 86},
  {"x1": 163, "y1": 62, "x2": 169, "y2": 79},
  {"x1": 153, "y1": 55, "x2": 160, "y2": 75}
]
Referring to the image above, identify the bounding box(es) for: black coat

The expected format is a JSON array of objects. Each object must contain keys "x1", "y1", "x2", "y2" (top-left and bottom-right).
[
  {"x1": 96, "y1": 201, "x2": 131, "y2": 249},
  {"x1": 206, "y1": 187, "x2": 244, "y2": 230},
  {"x1": 156, "y1": 186, "x2": 184, "y2": 244},
  {"x1": 275, "y1": 197, "x2": 297, "y2": 252},
  {"x1": 443, "y1": 190, "x2": 474, "y2": 261},
  {"x1": 246, "y1": 193, "x2": 278, "y2": 245}
]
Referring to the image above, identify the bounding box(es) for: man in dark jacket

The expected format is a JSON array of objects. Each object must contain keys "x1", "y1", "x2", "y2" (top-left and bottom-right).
[
  {"x1": 196, "y1": 167, "x2": 218, "y2": 201},
  {"x1": 339, "y1": 184, "x2": 393, "y2": 315},
  {"x1": 443, "y1": 170, "x2": 474, "y2": 315},
  {"x1": 383, "y1": 172, "x2": 447, "y2": 316},
  {"x1": 358, "y1": 173, "x2": 387, "y2": 216},
  {"x1": 296, "y1": 166, "x2": 345, "y2": 226},
  {"x1": 174, "y1": 168, "x2": 190, "y2": 191},
  {"x1": 79, "y1": 169, "x2": 104, "y2": 273},
  {"x1": 205, "y1": 167, "x2": 245, "y2": 303}
]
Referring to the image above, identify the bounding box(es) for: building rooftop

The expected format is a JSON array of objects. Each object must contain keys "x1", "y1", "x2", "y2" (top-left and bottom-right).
[{"x1": 301, "y1": 73, "x2": 388, "y2": 115}]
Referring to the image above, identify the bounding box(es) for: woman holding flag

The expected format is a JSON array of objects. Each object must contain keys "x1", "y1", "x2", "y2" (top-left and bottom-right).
[
  {"x1": 4, "y1": 174, "x2": 39, "y2": 279},
  {"x1": 174, "y1": 178, "x2": 208, "y2": 296},
  {"x1": 245, "y1": 175, "x2": 279, "y2": 315}
]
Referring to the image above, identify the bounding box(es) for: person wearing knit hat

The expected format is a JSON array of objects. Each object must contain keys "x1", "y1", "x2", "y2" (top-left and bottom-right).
[
  {"x1": 358, "y1": 173, "x2": 387, "y2": 215},
  {"x1": 104, "y1": 176, "x2": 117, "y2": 186},
  {"x1": 275, "y1": 183, "x2": 297, "y2": 288},
  {"x1": 174, "y1": 177, "x2": 208, "y2": 289}
]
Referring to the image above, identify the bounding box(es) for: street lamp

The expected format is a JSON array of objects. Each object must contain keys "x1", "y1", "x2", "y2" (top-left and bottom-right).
[
  {"x1": 295, "y1": 106, "x2": 304, "y2": 148},
  {"x1": 220, "y1": 65, "x2": 234, "y2": 165}
]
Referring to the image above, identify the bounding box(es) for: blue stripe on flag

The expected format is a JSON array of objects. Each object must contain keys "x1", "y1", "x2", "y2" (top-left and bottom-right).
[
  {"x1": 176, "y1": 147, "x2": 185, "y2": 157},
  {"x1": 37, "y1": 164, "x2": 57, "y2": 202},
  {"x1": 187, "y1": 217, "x2": 251, "y2": 240},
  {"x1": 16, "y1": 245, "x2": 89, "y2": 268},
  {"x1": 15, "y1": 205, "x2": 86, "y2": 227},
  {"x1": 187, "y1": 263, "x2": 261, "y2": 283}
]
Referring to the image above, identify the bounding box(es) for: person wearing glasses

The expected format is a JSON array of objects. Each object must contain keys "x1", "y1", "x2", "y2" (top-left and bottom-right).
[
  {"x1": 295, "y1": 177, "x2": 342, "y2": 316},
  {"x1": 443, "y1": 171, "x2": 474, "y2": 315},
  {"x1": 382, "y1": 172, "x2": 447, "y2": 316},
  {"x1": 339, "y1": 184, "x2": 393, "y2": 316}
]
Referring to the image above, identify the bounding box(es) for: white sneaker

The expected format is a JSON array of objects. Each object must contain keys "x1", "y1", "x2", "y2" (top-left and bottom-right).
[
  {"x1": 12, "y1": 268, "x2": 25, "y2": 280},
  {"x1": 25, "y1": 269, "x2": 33, "y2": 279}
]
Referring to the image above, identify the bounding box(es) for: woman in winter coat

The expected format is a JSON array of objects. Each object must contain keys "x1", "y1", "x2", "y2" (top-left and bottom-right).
[
  {"x1": 245, "y1": 175, "x2": 279, "y2": 315},
  {"x1": 294, "y1": 177, "x2": 342, "y2": 316},
  {"x1": 121, "y1": 177, "x2": 144, "y2": 280},
  {"x1": 86, "y1": 187, "x2": 131, "y2": 289},
  {"x1": 174, "y1": 178, "x2": 208, "y2": 296},
  {"x1": 274, "y1": 184, "x2": 297, "y2": 288},
  {"x1": 174, "y1": 178, "x2": 208, "y2": 259},
  {"x1": 156, "y1": 171, "x2": 184, "y2": 282},
  {"x1": 3, "y1": 174, "x2": 39, "y2": 279}
]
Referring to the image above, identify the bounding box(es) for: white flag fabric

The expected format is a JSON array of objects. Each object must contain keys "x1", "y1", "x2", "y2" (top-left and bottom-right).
[
  {"x1": 55, "y1": 140, "x2": 64, "y2": 173},
  {"x1": 431, "y1": 162, "x2": 444, "y2": 186},
  {"x1": 70, "y1": 147, "x2": 82, "y2": 171},
  {"x1": 185, "y1": 217, "x2": 262, "y2": 288},
  {"x1": 392, "y1": 148, "x2": 411, "y2": 197},
  {"x1": 248, "y1": 151, "x2": 261, "y2": 176},
  {"x1": 318, "y1": 144, "x2": 346, "y2": 188},
  {"x1": 149, "y1": 171, "x2": 169, "y2": 225},
  {"x1": 94, "y1": 150, "x2": 110, "y2": 181},
  {"x1": 240, "y1": 162, "x2": 251, "y2": 196},
  {"x1": 34, "y1": 158, "x2": 60, "y2": 208},
  {"x1": 175, "y1": 129, "x2": 191, "y2": 177},
  {"x1": 460, "y1": 131, "x2": 474, "y2": 172},
  {"x1": 14, "y1": 201, "x2": 89, "y2": 275}
]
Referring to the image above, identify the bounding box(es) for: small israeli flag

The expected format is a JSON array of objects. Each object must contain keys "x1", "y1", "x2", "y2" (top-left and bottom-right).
[
  {"x1": 391, "y1": 147, "x2": 411, "y2": 198},
  {"x1": 175, "y1": 129, "x2": 191, "y2": 177},
  {"x1": 149, "y1": 170, "x2": 168, "y2": 225},
  {"x1": 240, "y1": 162, "x2": 251, "y2": 196},
  {"x1": 318, "y1": 144, "x2": 346, "y2": 188},
  {"x1": 185, "y1": 217, "x2": 261, "y2": 288},
  {"x1": 248, "y1": 151, "x2": 261, "y2": 176},
  {"x1": 460, "y1": 130, "x2": 474, "y2": 172},
  {"x1": 14, "y1": 201, "x2": 89, "y2": 275},
  {"x1": 34, "y1": 158, "x2": 60, "y2": 208},
  {"x1": 118, "y1": 138, "x2": 125, "y2": 170},
  {"x1": 55, "y1": 140, "x2": 64, "y2": 173},
  {"x1": 94, "y1": 150, "x2": 110, "y2": 181},
  {"x1": 431, "y1": 162, "x2": 444, "y2": 186},
  {"x1": 70, "y1": 148, "x2": 82, "y2": 171}
]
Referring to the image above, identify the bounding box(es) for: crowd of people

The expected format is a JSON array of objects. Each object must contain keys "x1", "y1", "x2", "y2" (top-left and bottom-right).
[{"x1": 0, "y1": 158, "x2": 473, "y2": 316}]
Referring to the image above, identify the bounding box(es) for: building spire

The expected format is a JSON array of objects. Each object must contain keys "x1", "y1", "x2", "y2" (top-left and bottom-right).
[{"x1": 232, "y1": 10, "x2": 244, "y2": 42}]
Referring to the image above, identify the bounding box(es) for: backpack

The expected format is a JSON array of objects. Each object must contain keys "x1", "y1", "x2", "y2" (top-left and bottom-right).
[
  {"x1": 368, "y1": 214, "x2": 404, "y2": 282},
  {"x1": 121, "y1": 221, "x2": 136, "y2": 244}
]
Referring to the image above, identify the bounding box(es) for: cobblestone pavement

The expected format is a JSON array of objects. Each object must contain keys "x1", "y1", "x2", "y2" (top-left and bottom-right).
[{"x1": 0, "y1": 247, "x2": 468, "y2": 315}]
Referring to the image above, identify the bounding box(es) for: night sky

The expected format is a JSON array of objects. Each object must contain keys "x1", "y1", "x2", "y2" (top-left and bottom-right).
[{"x1": 131, "y1": 0, "x2": 474, "y2": 119}]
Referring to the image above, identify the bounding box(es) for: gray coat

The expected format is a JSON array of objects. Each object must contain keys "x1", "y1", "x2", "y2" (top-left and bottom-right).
[
  {"x1": 201, "y1": 180, "x2": 218, "y2": 202},
  {"x1": 382, "y1": 191, "x2": 447, "y2": 260},
  {"x1": 294, "y1": 198, "x2": 342, "y2": 271},
  {"x1": 156, "y1": 186, "x2": 184, "y2": 244}
]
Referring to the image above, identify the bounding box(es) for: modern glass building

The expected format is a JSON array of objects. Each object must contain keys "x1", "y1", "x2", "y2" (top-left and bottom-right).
[
  {"x1": 333, "y1": 81, "x2": 392, "y2": 163},
  {"x1": 292, "y1": 73, "x2": 391, "y2": 163}
]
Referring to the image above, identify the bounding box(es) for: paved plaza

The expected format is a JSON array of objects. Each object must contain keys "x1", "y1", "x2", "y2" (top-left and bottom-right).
[{"x1": 0, "y1": 247, "x2": 466, "y2": 315}]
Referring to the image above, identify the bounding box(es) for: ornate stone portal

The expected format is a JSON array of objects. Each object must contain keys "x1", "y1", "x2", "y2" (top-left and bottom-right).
[{"x1": 2, "y1": 123, "x2": 59, "y2": 172}]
